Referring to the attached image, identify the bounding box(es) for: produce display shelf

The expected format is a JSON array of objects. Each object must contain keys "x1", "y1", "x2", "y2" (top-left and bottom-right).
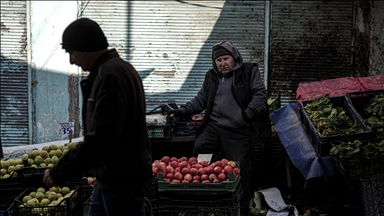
[
  {"x1": 300, "y1": 95, "x2": 373, "y2": 156},
  {"x1": 346, "y1": 89, "x2": 384, "y2": 138},
  {"x1": 157, "y1": 172, "x2": 241, "y2": 193}
]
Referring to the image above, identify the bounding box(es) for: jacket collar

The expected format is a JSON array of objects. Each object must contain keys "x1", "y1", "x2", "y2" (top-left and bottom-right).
[{"x1": 87, "y1": 49, "x2": 120, "y2": 82}]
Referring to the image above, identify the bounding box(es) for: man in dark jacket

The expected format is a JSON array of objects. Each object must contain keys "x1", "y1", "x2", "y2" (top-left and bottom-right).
[
  {"x1": 169, "y1": 41, "x2": 271, "y2": 215},
  {"x1": 43, "y1": 18, "x2": 152, "y2": 216}
]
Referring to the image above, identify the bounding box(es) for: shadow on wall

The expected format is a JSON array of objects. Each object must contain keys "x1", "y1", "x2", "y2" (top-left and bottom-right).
[{"x1": 131, "y1": 1, "x2": 267, "y2": 112}]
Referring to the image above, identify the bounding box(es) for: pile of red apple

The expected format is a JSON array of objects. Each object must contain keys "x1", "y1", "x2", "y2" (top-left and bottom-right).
[{"x1": 152, "y1": 156, "x2": 240, "y2": 183}]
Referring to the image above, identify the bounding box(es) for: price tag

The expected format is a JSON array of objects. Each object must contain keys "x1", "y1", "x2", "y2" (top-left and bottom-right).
[
  {"x1": 197, "y1": 154, "x2": 213, "y2": 164},
  {"x1": 59, "y1": 122, "x2": 74, "y2": 135}
]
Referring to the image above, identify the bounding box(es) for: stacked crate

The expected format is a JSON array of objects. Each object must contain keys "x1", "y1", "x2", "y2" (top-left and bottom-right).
[
  {"x1": 360, "y1": 173, "x2": 384, "y2": 216},
  {"x1": 299, "y1": 95, "x2": 373, "y2": 156},
  {"x1": 327, "y1": 90, "x2": 384, "y2": 216},
  {"x1": 0, "y1": 170, "x2": 23, "y2": 216},
  {"x1": 346, "y1": 90, "x2": 384, "y2": 138},
  {"x1": 156, "y1": 172, "x2": 242, "y2": 216}
]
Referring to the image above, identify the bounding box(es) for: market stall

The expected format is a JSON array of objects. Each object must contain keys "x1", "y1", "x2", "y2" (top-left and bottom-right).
[
  {"x1": 281, "y1": 75, "x2": 384, "y2": 184},
  {"x1": 2, "y1": 75, "x2": 383, "y2": 216}
]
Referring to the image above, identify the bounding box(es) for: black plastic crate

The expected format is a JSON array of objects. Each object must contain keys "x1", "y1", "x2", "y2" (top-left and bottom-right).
[
  {"x1": 0, "y1": 195, "x2": 16, "y2": 216},
  {"x1": 346, "y1": 89, "x2": 384, "y2": 138},
  {"x1": 164, "y1": 103, "x2": 191, "y2": 136},
  {"x1": 332, "y1": 139, "x2": 384, "y2": 181},
  {"x1": 21, "y1": 167, "x2": 85, "y2": 189},
  {"x1": 82, "y1": 176, "x2": 94, "y2": 196},
  {"x1": 0, "y1": 169, "x2": 24, "y2": 208},
  {"x1": 146, "y1": 114, "x2": 171, "y2": 139},
  {"x1": 146, "y1": 105, "x2": 172, "y2": 139},
  {"x1": 360, "y1": 173, "x2": 384, "y2": 216},
  {"x1": 13, "y1": 185, "x2": 82, "y2": 216},
  {"x1": 300, "y1": 95, "x2": 373, "y2": 156},
  {"x1": 145, "y1": 175, "x2": 159, "y2": 216},
  {"x1": 0, "y1": 169, "x2": 23, "y2": 190},
  {"x1": 170, "y1": 117, "x2": 191, "y2": 136},
  {"x1": 157, "y1": 185, "x2": 242, "y2": 216}
]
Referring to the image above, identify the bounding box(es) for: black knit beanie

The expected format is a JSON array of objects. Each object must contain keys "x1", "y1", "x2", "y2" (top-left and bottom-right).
[
  {"x1": 61, "y1": 18, "x2": 109, "y2": 52},
  {"x1": 213, "y1": 45, "x2": 232, "y2": 60}
]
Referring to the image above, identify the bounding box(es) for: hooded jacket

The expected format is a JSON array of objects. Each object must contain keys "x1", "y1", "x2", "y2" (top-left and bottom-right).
[
  {"x1": 50, "y1": 49, "x2": 152, "y2": 193},
  {"x1": 180, "y1": 41, "x2": 271, "y2": 143}
]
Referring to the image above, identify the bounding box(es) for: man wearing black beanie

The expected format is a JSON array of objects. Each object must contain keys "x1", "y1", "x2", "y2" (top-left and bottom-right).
[
  {"x1": 43, "y1": 18, "x2": 152, "y2": 216},
  {"x1": 168, "y1": 41, "x2": 271, "y2": 216}
]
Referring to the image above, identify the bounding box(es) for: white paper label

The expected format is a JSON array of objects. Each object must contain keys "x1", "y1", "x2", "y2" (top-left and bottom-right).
[
  {"x1": 59, "y1": 122, "x2": 74, "y2": 135},
  {"x1": 197, "y1": 154, "x2": 213, "y2": 164}
]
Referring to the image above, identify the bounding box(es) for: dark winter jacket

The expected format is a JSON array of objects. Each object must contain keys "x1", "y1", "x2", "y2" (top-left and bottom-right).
[
  {"x1": 180, "y1": 41, "x2": 271, "y2": 143},
  {"x1": 50, "y1": 49, "x2": 152, "y2": 193}
]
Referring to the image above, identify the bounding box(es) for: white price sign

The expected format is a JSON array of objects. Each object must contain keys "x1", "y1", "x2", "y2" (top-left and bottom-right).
[
  {"x1": 59, "y1": 122, "x2": 74, "y2": 135},
  {"x1": 197, "y1": 154, "x2": 213, "y2": 164}
]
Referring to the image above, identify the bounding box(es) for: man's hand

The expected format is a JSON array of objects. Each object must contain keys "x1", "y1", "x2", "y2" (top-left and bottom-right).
[
  {"x1": 167, "y1": 109, "x2": 182, "y2": 118},
  {"x1": 43, "y1": 168, "x2": 59, "y2": 188}
]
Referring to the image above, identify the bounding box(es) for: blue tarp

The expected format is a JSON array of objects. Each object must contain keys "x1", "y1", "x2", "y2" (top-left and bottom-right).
[{"x1": 269, "y1": 103, "x2": 340, "y2": 187}]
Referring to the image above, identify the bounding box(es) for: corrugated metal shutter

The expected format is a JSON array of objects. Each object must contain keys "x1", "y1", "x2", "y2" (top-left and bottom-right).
[
  {"x1": 79, "y1": 1, "x2": 266, "y2": 112},
  {"x1": 0, "y1": 1, "x2": 29, "y2": 146},
  {"x1": 268, "y1": 1, "x2": 354, "y2": 105}
]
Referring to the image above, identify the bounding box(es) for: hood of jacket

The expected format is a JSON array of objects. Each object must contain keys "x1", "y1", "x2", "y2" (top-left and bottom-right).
[{"x1": 211, "y1": 41, "x2": 244, "y2": 76}]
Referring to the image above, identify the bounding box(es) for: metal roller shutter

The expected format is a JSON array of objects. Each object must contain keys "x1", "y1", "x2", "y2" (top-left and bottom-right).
[
  {"x1": 268, "y1": 1, "x2": 354, "y2": 105},
  {"x1": 78, "y1": 1, "x2": 267, "y2": 112},
  {"x1": 0, "y1": 1, "x2": 29, "y2": 146}
]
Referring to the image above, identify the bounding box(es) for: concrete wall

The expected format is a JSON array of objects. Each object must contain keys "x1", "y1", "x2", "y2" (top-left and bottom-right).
[
  {"x1": 370, "y1": 1, "x2": 384, "y2": 75},
  {"x1": 29, "y1": 1, "x2": 80, "y2": 143}
]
